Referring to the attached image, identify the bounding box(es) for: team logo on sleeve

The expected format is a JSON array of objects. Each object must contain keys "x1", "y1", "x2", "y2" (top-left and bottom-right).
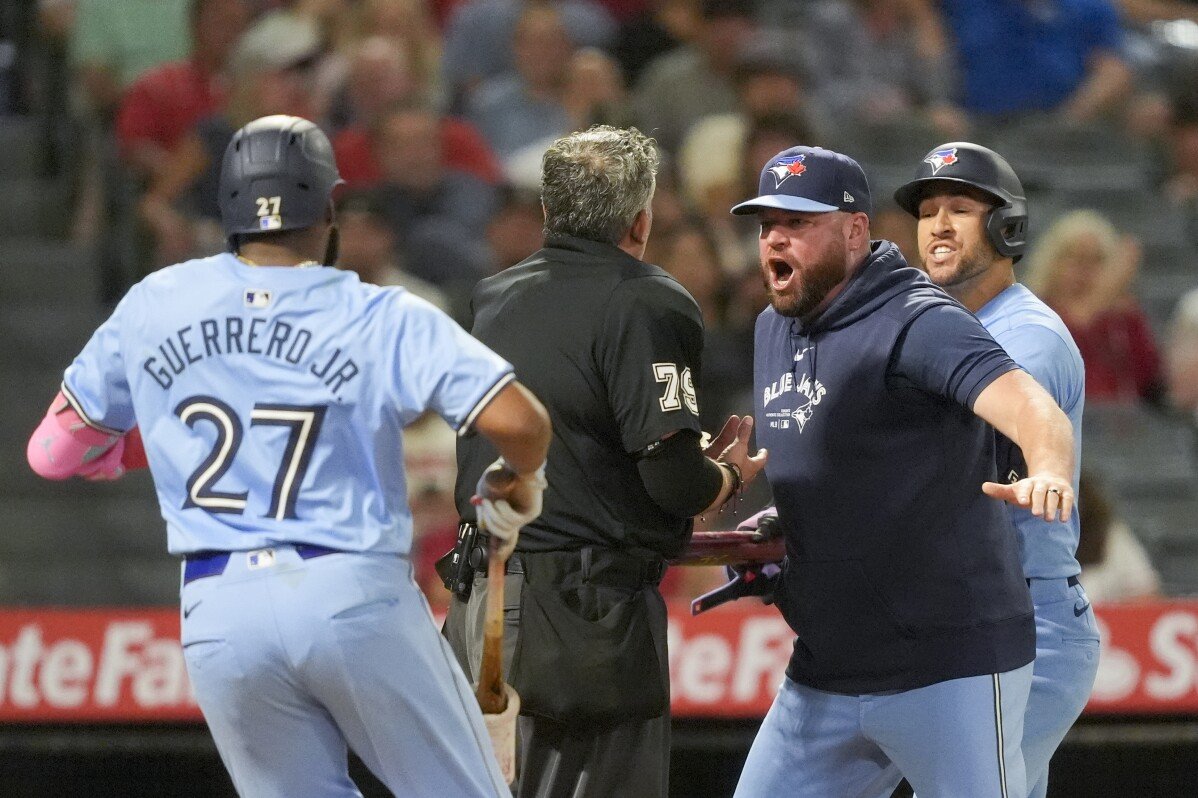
[
  {"x1": 768, "y1": 155, "x2": 807, "y2": 188},
  {"x1": 924, "y1": 147, "x2": 959, "y2": 175},
  {"x1": 653, "y1": 363, "x2": 699, "y2": 415},
  {"x1": 244, "y1": 289, "x2": 272, "y2": 308}
]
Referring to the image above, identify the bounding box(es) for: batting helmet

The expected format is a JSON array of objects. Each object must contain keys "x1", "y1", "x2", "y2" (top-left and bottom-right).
[
  {"x1": 893, "y1": 142, "x2": 1028, "y2": 261},
  {"x1": 218, "y1": 115, "x2": 342, "y2": 249}
]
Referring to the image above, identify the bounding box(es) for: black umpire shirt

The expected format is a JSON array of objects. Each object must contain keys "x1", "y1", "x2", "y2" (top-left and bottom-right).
[{"x1": 455, "y1": 233, "x2": 705, "y2": 559}]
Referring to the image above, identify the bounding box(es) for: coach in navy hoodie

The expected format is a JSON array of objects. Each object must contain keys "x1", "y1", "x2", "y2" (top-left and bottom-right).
[{"x1": 729, "y1": 147, "x2": 1078, "y2": 798}]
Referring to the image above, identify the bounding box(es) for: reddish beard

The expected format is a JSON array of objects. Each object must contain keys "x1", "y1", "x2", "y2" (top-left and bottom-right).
[{"x1": 764, "y1": 238, "x2": 848, "y2": 318}]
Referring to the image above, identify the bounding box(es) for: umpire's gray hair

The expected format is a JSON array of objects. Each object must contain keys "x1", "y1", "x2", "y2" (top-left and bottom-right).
[{"x1": 541, "y1": 125, "x2": 660, "y2": 245}]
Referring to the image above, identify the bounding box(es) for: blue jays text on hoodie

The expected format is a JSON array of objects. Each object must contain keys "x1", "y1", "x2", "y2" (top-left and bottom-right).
[{"x1": 755, "y1": 240, "x2": 1036, "y2": 695}]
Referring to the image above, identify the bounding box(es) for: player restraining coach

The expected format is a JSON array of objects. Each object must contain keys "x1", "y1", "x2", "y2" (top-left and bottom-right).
[{"x1": 442, "y1": 125, "x2": 766, "y2": 798}]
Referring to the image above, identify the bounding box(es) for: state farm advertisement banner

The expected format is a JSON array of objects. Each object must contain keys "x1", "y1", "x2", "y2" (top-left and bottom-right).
[
  {"x1": 0, "y1": 608, "x2": 198, "y2": 722},
  {"x1": 2, "y1": 602, "x2": 1198, "y2": 722}
]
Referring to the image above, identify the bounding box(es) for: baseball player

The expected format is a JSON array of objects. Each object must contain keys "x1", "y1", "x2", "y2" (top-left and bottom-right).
[
  {"x1": 894, "y1": 142, "x2": 1099, "y2": 798},
  {"x1": 729, "y1": 146, "x2": 1078, "y2": 798},
  {"x1": 26, "y1": 114, "x2": 552, "y2": 798}
]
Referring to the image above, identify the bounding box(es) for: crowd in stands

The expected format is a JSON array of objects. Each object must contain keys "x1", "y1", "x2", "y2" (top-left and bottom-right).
[{"x1": 5, "y1": 0, "x2": 1198, "y2": 606}]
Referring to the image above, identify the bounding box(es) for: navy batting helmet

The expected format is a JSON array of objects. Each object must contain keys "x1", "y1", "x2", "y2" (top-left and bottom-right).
[
  {"x1": 218, "y1": 115, "x2": 342, "y2": 249},
  {"x1": 893, "y1": 142, "x2": 1028, "y2": 262}
]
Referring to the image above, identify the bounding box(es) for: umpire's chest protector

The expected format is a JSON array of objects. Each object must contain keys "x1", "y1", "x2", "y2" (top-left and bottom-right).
[{"x1": 751, "y1": 245, "x2": 1034, "y2": 694}]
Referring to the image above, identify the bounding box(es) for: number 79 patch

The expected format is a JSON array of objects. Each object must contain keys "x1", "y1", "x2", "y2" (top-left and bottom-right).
[{"x1": 653, "y1": 363, "x2": 698, "y2": 415}]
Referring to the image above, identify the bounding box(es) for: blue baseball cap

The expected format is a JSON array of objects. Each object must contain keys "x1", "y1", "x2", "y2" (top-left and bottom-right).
[{"x1": 731, "y1": 146, "x2": 873, "y2": 217}]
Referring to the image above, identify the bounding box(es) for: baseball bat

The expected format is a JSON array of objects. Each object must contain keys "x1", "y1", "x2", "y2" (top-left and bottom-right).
[
  {"x1": 474, "y1": 464, "x2": 517, "y2": 716},
  {"x1": 669, "y1": 529, "x2": 785, "y2": 567},
  {"x1": 475, "y1": 532, "x2": 508, "y2": 715}
]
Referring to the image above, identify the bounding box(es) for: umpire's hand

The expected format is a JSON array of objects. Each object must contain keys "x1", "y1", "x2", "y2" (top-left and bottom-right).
[{"x1": 707, "y1": 415, "x2": 768, "y2": 489}]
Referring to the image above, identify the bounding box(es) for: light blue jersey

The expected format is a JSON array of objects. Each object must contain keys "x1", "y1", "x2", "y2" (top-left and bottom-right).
[
  {"x1": 976, "y1": 282, "x2": 1098, "y2": 798},
  {"x1": 62, "y1": 253, "x2": 513, "y2": 556},
  {"x1": 976, "y1": 283, "x2": 1084, "y2": 580}
]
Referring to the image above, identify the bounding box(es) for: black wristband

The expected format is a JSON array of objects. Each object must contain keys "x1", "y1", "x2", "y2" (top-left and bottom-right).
[{"x1": 719, "y1": 461, "x2": 743, "y2": 497}]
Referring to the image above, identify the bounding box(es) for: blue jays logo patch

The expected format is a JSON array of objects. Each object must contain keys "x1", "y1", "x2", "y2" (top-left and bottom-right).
[
  {"x1": 924, "y1": 147, "x2": 959, "y2": 175},
  {"x1": 768, "y1": 155, "x2": 807, "y2": 188}
]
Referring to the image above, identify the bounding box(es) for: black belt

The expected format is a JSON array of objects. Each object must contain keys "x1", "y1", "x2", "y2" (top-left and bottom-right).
[
  {"x1": 183, "y1": 544, "x2": 341, "y2": 585},
  {"x1": 487, "y1": 546, "x2": 667, "y2": 588},
  {"x1": 1027, "y1": 575, "x2": 1080, "y2": 588}
]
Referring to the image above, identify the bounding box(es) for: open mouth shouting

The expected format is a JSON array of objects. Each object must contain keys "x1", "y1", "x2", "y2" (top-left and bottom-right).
[{"x1": 768, "y1": 257, "x2": 796, "y2": 292}]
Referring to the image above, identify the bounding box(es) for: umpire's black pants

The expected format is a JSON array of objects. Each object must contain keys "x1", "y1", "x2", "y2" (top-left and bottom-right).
[{"x1": 443, "y1": 552, "x2": 670, "y2": 798}]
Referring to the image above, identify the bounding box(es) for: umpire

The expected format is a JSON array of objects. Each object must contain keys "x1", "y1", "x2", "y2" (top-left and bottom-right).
[{"x1": 444, "y1": 125, "x2": 767, "y2": 798}]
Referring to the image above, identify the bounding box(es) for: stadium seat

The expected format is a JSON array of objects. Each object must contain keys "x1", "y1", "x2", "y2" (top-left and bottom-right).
[
  {"x1": 980, "y1": 120, "x2": 1156, "y2": 194},
  {"x1": 1082, "y1": 404, "x2": 1198, "y2": 499}
]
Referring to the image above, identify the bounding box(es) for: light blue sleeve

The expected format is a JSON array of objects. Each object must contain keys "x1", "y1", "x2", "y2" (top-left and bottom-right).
[
  {"x1": 390, "y1": 293, "x2": 513, "y2": 432},
  {"x1": 990, "y1": 323, "x2": 1082, "y2": 414},
  {"x1": 61, "y1": 290, "x2": 137, "y2": 433}
]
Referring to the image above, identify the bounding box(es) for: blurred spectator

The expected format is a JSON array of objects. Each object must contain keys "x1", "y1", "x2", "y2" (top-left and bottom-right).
[
  {"x1": 441, "y1": 0, "x2": 616, "y2": 104},
  {"x1": 371, "y1": 103, "x2": 497, "y2": 230},
  {"x1": 335, "y1": 189, "x2": 452, "y2": 311},
  {"x1": 1165, "y1": 288, "x2": 1198, "y2": 422},
  {"x1": 467, "y1": 4, "x2": 575, "y2": 159},
  {"x1": 740, "y1": 112, "x2": 819, "y2": 197},
  {"x1": 658, "y1": 220, "x2": 755, "y2": 428},
  {"x1": 1024, "y1": 209, "x2": 1166, "y2": 404},
  {"x1": 114, "y1": 0, "x2": 251, "y2": 182},
  {"x1": 685, "y1": 111, "x2": 816, "y2": 277},
  {"x1": 138, "y1": 11, "x2": 325, "y2": 266},
  {"x1": 677, "y1": 39, "x2": 821, "y2": 271},
  {"x1": 326, "y1": 35, "x2": 420, "y2": 133},
  {"x1": 795, "y1": 0, "x2": 968, "y2": 137},
  {"x1": 484, "y1": 184, "x2": 544, "y2": 273},
  {"x1": 1118, "y1": 0, "x2": 1198, "y2": 23},
  {"x1": 70, "y1": 0, "x2": 191, "y2": 117},
  {"x1": 731, "y1": 39, "x2": 822, "y2": 126},
  {"x1": 649, "y1": 218, "x2": 726, "y2": 326},
  {"x1": 941, "y1": 0, "x2": 1133, "y2": 122},
  {"x1": 347, "y1": 0, "x2": 444, "y2": 106},
  {"x1": 649, "y1": 168, "x2": 689, "y2": 234},
  {"x1": 592, "y1": 0, "x2": 652, "y2": 23},
  {"x1": 334, "y1": 108, "x2": 501, "y2": 188},
  {"x1": 1076, "y1": 470, "x2": 1162, "y2": 602},
  {"x1": 871, "y1": 201, "x2": 920, "y2": 266},
  {"x1": 1164, "y1": 96, "x2": 1198, "y2": 242},
  {"x1": 633, "y1": 0, "x2": 755, "y2": 153},
  {"x1": 614, "y1": 0, "x2": 700, "y2": 85},
  {"x1": 68, "y1": 0, "x2": 193, "y2": 298},
  {"x1": 562, "y1": 46, "x2": 634, "y2": 132},
  {"x1": 369, "y1": 102, "x2": 496, "y2": 294},
  {"x1": 476, "y1": 38, "x2": 634, "y2": 189}
]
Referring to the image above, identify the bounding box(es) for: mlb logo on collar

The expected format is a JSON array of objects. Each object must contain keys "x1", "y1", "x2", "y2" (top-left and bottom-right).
[{"x1": 245, "y1": 289, "x2": 272, "y2": 309}]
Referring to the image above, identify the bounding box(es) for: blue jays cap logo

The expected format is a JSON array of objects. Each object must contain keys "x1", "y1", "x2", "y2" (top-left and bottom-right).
[
  {"x1": 768, "y1": 154, "x2": 807, "y2": 188},
  {"x1": 924, "y1": 147, "x2": 959, "y2": 175}
]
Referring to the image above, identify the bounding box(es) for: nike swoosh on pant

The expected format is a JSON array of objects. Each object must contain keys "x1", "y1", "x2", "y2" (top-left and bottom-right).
[
  {"x1": 183, "y1": 601, "x2": 202, "y2": 619},
  {"x1": 1074, "y1": 602, "x2": 1091, "y2": 617}
]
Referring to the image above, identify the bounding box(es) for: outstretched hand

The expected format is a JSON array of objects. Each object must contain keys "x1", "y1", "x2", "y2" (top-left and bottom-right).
[
  {"x1": 702, "y1": 415, "x2": 740, "y2": 459},
  {"x1": 982, "y1": 474, "x2": 1074, "y2": 522},
  {"x1": 711, "y1": 415, "x2": 768, "y2": 489}
]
